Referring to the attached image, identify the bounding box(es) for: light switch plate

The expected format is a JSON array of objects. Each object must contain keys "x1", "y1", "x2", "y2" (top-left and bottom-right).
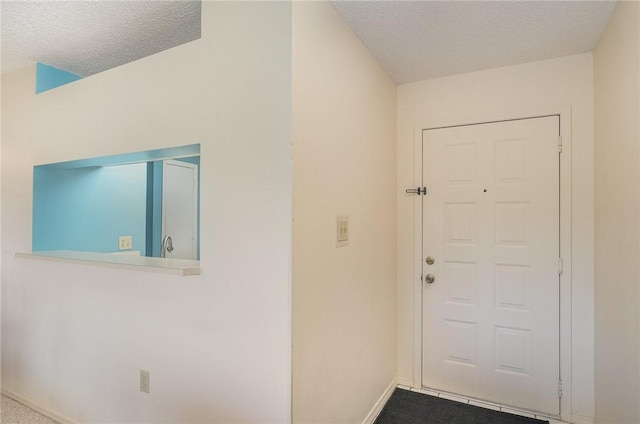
[
  {"x1": 336, "y1": 215, "x2": 349, "y2": 247},
  {"x1": 140, "y1": 369, "x2": 150, "y2": 393}
]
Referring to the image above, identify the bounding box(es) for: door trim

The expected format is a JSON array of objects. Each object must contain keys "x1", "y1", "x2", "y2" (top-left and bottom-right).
[{"x1": 410, "y1": 106, "x2": 572, "y2": 421}]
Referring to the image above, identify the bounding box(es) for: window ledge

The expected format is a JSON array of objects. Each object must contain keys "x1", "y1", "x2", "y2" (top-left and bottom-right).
[{"x1": 16, "y1": 251, "x2": 200, "y2": 276}]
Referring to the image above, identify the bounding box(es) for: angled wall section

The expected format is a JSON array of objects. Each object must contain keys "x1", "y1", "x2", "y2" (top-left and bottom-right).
[
  {"x1": 593, "y1": 2, "x2": 640, "y2": 423},
  {"x1": 292, "y1": 2, "x2": 398, "y2": 422}
]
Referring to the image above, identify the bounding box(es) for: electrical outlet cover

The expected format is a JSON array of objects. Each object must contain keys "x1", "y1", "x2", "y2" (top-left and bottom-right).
[
  {"x1": 119, "y1": 236, "x2": 132, "y2": 250},
  {"x1": 336, "y1": 215, "x2": 349, "y2": 247}
]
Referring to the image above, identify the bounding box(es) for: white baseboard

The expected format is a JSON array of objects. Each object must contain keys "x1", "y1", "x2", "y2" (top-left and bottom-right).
[
  {"x1": 571, "y1": 413, "x2": 595, "y2": 424},
  {"x1": 362, "y1": 378, "x2": 398, "y2": 424},
  {"x1": 2, "y1": 388, "x2": 79, "y2": 424},
  {"x1": 397, "y1": 377, "x2": 414, "y2": 388}
]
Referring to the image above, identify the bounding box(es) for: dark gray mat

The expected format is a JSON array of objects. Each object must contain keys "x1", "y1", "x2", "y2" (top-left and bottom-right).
[{"x1": 374, "y1": 389, "x2": 549, "y2": 424}]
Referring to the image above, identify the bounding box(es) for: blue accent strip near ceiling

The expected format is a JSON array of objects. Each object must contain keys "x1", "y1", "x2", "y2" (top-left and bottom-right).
[
  {"x1": 36, "y1": 62, "x2": 82, "y2": 94},
  {"x1": 36, "y1": 144, "x2": 201, "y2": 169}
]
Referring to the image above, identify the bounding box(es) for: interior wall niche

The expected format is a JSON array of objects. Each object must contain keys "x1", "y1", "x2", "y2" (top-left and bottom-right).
[{"x1": 32, "y1": 144, "x2": 200, "y2": 260}]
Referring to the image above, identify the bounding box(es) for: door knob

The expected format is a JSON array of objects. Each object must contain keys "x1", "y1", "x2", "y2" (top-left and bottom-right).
[
  {"x1": 425, "y1": 256, "x2": 435, "y2": 265},
  {"x1": 425, "y1": 274, "x2": 435, "y2": 284}
]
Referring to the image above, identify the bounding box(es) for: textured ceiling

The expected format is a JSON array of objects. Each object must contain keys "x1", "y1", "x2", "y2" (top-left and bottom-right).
[
  {"x1": 1, "y1": 0, "x2": 201, "y2": 77},
  {"x1": 331, "y1": 1, "x2": 617, "y2": 84},
  {"x1": 1, "y1": 1, "x2": 617, "y2": 83}
]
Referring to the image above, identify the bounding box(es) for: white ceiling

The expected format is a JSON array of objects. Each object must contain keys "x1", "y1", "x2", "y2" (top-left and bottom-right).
[
  {"x1": 331, "y1": 0, "x2": 617, "y2": 84},
  {"x1": 1, "y1": 0, "x2": 201, "y2": 77},
  {"x1": 1, "y1": 1, "x2": 617, "y2": 83}
]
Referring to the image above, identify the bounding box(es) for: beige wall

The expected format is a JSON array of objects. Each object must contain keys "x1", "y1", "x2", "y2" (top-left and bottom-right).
[
  {"x1": 397, "y1": 53, "x2": 595, "y2": 421},
  {"x1": 1, "y1": 3, "x2": 292, "y2": 422},
  {"x1": 292, "y1": 2, "x2": 397, "y2": 423},
  {"x1": 593, "y1": 2, "x2": 640, "y2": 423},
  {"x1": 0, "y1": 73, "x2": 2, "y2": 389}
]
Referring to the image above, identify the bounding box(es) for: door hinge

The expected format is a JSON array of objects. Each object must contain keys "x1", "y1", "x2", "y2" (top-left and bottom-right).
[
  {"x1": 558, "y1": 380, "x2": 563, "y2": 398},
  {"x1": 558, "y1": 258, "x2": 564, "y2": 276},
  {"x1": 406, "y1": 187, "x2": 427, "y2": 196},
  {"x1": 558, "y1": 136, "x2": 563, "y2": 153}
]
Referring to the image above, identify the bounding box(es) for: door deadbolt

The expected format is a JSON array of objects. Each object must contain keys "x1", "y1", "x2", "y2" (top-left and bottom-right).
[
  {"x1": 425, "y1": 274, "x2": 435, "y2": 284},
  {"x1": 425, "y1": 256, "x2": 435, "y2": 265}
]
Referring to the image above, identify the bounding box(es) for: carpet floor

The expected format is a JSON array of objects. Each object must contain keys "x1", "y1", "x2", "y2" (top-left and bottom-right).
[
  {"x1": 375, "y1": 389, "x2": 549, "y2": 424},
  {"x1": 1, "y1": 395, "x2": 59, "y2": 424}
]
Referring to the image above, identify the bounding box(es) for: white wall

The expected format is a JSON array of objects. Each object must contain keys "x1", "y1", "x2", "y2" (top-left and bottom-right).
[
  {"x1": 397, "y1": 53, "x2": 595, "y2": 421},
  {"x1": 0, "y1": 65, "x2": 3, "y2": 389},
  {"x1": 292, "y1": 2, "x2": 397, "y2": 423},
  {"x1": 593, "y1": 2, "x2": 640, "y2": 423},
  {"x1": 1, "y1": 2, "x2": 292, "y2": 423}
]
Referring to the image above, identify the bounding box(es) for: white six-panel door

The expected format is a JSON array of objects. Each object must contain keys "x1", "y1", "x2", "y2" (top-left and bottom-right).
[{"x1": 421, "y1": 116, "x2": 560, "y2": 415}]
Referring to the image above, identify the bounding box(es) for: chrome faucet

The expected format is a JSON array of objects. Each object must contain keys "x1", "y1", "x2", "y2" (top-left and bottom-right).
[{"x1": 161, "y1": 235, "x2": 174, "y2": 258}]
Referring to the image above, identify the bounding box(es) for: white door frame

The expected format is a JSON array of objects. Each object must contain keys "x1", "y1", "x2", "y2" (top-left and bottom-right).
[{"x1": 410, "y1": 106, "x2": 572, "y2": 421}]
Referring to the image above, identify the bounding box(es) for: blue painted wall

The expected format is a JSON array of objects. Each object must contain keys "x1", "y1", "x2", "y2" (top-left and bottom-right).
[
  {"x1": 33, "y1": 163, "x2": 147, "y2": 254},
  {"x1": 36, "y1": 63, "x2": 82, "y2": 94}
]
